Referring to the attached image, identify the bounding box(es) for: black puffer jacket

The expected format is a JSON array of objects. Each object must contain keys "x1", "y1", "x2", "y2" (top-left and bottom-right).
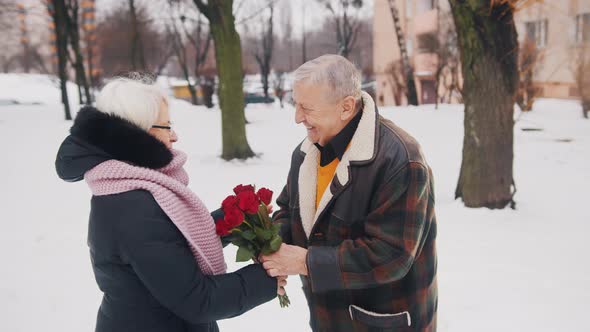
[{"x1": 55, "y1": 107, "x2": 277, "y2": 332}]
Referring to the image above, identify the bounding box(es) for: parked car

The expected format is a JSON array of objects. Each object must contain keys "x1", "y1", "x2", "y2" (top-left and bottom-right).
[{"x1": 244, "y1": 90, "x2": 274, "y2": 104}]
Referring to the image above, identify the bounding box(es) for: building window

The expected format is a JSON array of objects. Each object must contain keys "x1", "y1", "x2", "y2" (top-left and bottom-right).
[
  {"x1": 416, "y1": 0, "x2": 436, "y2": 14},
  {"x1": 406, "y1": 38, "x2": 413, "y2": 56},
  {"x1": 575, "y1": 13, "x2": 590, "y2": 44},
  {"x1": 416, "y1": 32, "x2": 438, "y2": 53},
  {"x1": 406, "y1": 0, "x2": 412, "y2": 18},
  {"x1": 525, "y1": 19, "x2": 548, "y2": 48}
]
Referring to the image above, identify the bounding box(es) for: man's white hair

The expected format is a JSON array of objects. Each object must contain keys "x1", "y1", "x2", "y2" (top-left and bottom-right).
[
  {"x1": 95, "y1": 74, "x2": 168, "y2": 131},
  {"x1": 293, "y1": 54, "x2": 362, "y2": 101}
]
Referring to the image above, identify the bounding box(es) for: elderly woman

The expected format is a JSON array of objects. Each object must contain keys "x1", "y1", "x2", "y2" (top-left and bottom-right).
[{"x1": 55, "y1": 77, "x2": 284, "y2": 332}]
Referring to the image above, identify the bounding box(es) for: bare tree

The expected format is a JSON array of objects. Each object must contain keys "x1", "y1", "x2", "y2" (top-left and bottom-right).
[
  {"x1": 354, "y1": 18, "x2": 373, "y2": 78},
  {"x1": 65, "y1": 0, "x2": 92, "y2": 105},
  {"x1": 317, "y1": 0, "x2": 363, "y2": 59},
  {"x1": 193, "y1": 0, "x2": 255, "y2": 160},
  {"x1": 129, "y1": 0, "x2": 147, "y2": 71},
  {"x1": 16, "y1": 4, "x2": 32, "y2": 73},
  {"x1": 163, "y1": 0, "x2": 214, "y2": 105},
  {"x1": 451, "y1": 0, "x2": 523, "y2": 209},
  {"x1": 428, "y1": 10, "x2": 462, "y2": 108},
  {"x1": 30, "y1": 47, "x2": 51, "y2": 74},
  {"x1": 166, "y1": 2, "x2": 198, "y2": 105},
  {"x1": 272, "y1": 71, "x2": 285, "y2": 108},
  {"x1": 301, "y1": 1, "x2": 307, "y2": 64},
  {"x1": 516, "y1": 38, "x2": 541, "y2": 112},
  {"x1": 385, "y1": 60, "x2": 405, "y2": 106},
  {"x1": 253, "y1": 3, "x2": 274, "y2": 99},
  {"x1": 179, "y1": 13, "x2": 212, "y2": 88},
  {"x1": 271, "y1": 13, "x2": 372, "y2": 75},
  {"x1": 81, "y1": 2, "x2": 98, "y2": 88},
  {"x1": 571, "y1": 44, "x2": 590, "y2": 119},
  {"x1": 0, "y1": 2, "x2": 50, "y2": 74},
  {"x1": 48, "y1": 0, "x2": 72, "y2": 120},
  {"x1": 0, "y1": 1, "x2": 21, "y2": 73},
  {"x1": 0, "y1": 1, "x2": 16, "y2": 29},
  {"x1": 1, "y1": 55, "x2": 18, "y2": 73},
  {"x1": 280, "y1": 0, "x2": 293, "y2": 71},
  {"x1": 153, "y1": 46, "x2": 175, "y2": 77},
  {"x1": 95, "y1": 3, "x2": 172, "y2": 78}
]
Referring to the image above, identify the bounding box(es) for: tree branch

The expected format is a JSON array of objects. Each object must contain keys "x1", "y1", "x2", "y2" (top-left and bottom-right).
[
  {"x1": 197, "y1": 33, "x2": 212, "y2": 71},
  {"x1": 235, "y1": 0, "x2": 278, "y2": 26},
  {"x1": 192, "y1": 0, "x2": 210, "y2": 19}
]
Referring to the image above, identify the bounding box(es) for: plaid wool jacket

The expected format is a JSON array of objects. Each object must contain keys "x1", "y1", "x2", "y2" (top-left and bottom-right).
[{"x1": 273, "y1": 92, "x2": 437, "y2": 332}]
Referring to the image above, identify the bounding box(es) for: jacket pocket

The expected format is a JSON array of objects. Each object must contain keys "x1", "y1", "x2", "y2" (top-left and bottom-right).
[{"x1": 349, "y1": 304, "x2": 411, "y2": 329}]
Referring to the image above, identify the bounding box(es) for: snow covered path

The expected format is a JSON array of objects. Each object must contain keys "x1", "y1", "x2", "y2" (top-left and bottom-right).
[{"x1": 1, "y1": 88, "x2": 588, "y2": 331}]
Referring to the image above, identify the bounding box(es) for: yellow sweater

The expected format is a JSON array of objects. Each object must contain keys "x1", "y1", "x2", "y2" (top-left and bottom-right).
[{"x1": 316, "y1": 158, "x2": 340, "y2": 208}]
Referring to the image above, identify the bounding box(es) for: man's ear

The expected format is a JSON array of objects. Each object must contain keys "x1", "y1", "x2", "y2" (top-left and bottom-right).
[{"x1": 340, "y1": 96, "x2": 357, "y2": 121}]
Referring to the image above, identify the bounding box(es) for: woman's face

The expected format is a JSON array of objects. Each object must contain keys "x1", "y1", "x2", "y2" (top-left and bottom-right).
[{"x1": 148, "y1": 101, "x2": 178, "y2": 149}]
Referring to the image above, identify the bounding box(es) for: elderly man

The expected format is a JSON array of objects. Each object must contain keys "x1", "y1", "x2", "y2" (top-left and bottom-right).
[{"x1": 261, "y1": 55, "x2": 437, "y2": 331}]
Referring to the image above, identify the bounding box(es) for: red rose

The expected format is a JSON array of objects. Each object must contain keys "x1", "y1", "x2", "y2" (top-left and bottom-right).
[
  {"x1": 221, "y1": 195, "x2": 238, "y2": 212},
  {"x1": 256, "y1": 187, "x2": 273, "y2": 205},
  {"x1": 237, "y1": 190, "x2": 260, "y2": 214},
  {"x1": 215, "y1": 218, "x2": 231, "y2": 236},
  {"x1": 224, "y1": 207, "x2": 244, "y2": 228},
  {"x1": 233, "y1": 184, "x2": 255, "y2": 195}
]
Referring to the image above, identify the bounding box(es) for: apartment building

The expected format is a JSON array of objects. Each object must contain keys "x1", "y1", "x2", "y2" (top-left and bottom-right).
[{"x1": 373, "y1": 0, "x2": 590, "y2": 106}]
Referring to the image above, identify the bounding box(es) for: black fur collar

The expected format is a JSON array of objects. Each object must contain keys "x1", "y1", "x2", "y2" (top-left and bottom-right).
[{"x1": 70, "y1": 106, "x2": 173, "y2": 169}]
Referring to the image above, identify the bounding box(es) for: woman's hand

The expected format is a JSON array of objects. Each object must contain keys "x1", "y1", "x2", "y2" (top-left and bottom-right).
[{"x1": 277, "y1": 275, "x2": 287, "y2": 296}]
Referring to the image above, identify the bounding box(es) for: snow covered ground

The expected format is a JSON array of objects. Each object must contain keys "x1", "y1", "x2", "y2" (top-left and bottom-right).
[
  {"x1": 0, "y1": 74, "x2": 80, "y2": 108},
  {"x1": 0, "y1": 74, "x2": 589, "y2": 331}
]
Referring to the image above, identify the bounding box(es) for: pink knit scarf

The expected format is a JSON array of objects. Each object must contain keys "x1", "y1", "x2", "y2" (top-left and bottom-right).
[{"x1": 84, "y1": 149, "x2": 226, "y2": 275}]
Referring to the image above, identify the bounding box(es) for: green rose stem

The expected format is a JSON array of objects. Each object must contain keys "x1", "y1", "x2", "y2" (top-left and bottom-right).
[{"x1": 228, "y1": 196, "x2": 290, "y2": 307}]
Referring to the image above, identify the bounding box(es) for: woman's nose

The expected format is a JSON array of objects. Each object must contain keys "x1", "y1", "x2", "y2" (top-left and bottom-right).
[{"x1": 171, "y1": 129, "x2": 178, "y2": 142}]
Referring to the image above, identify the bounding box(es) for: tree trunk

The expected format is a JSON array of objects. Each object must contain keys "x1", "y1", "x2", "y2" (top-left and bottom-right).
[
  {"x1": 21, "y1": 39, "x2": 31, "y2": 73},
  {"x1": 59, "y1": 67, "x2": 72, "y2": 120},
  {"x1": 262, "y1": 67, "x2": 269, "y2": 99},
  {"x1": 169, "y1": 18, "x2": 197, "y2": 106},
  {"x1": 129, "y1": 0, "x2": 146, "y2": 71},
  {"x1": 406, "y1": 70, "x2": 418, "y2": 105},
  {"x1": 70, "y1": 28, "x2": 92, "y2": 104},
  {"x1": 86, "y1": 35, "x2": 95, "y2": 88},
  {"x1": 260, "y1": 5, "x2": 273, "y2": 100},
  {"x1": 181, "y1": 65, "x2": 198, "y2": 105},
  {"x1": 340, "y1": 47, "x2": 349, "y2": 59},
  {"x1": 199, "y1": 1, "x2": 254, "y2": 160},
  {"x1": 76, "y1": 71, "x2": 83, "y2": 104},
  {"x1": 63, "y1": 1, "x2": 92, "y2": 105},
  {"x1": 50, "y1": 0, "x2": 72, "y2": 120},
  {"x1": 188, "y1": 84, "x2": 198, "y2": 105},
  {"x1": 451, "y1": 0, "x2": 518, "y2": 209},
  {"x1": 176, "y1": 54, "x2": 198, "y2": 105},
  {"x1": 434, "y1": 66, "x2": 441, "y2": 110}
]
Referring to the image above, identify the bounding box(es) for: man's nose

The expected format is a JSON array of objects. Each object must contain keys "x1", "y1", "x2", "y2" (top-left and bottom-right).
[
  {"x1": 171, "y1": 129, "x2": 178, "y2": 142},
  {"x1": 295, "y1": 106, "x2": 305, "y2": 124}
]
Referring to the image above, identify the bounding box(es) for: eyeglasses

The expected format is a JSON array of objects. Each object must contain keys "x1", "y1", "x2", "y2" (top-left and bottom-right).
[{"x1": 151, "y1": 125, "x2": 172, "y2": 130}]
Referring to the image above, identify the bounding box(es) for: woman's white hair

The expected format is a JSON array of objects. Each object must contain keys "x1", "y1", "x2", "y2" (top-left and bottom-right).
[
  {"x1": 293, "y1": 54, "x2": 362, "y2": 102},
  {"x1": 95, "y1": 74, "x2": 168, "y2": 131}
]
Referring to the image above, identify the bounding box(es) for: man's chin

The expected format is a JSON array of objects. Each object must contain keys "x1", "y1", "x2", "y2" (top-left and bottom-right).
[{"x1": 307, "y1": 134, "x2": 319, "y2": 144}]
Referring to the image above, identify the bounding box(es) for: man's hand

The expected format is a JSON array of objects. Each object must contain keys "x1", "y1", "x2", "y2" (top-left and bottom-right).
[{"x1": 261, "y1": 244, "x2": 308, "y2": 276}]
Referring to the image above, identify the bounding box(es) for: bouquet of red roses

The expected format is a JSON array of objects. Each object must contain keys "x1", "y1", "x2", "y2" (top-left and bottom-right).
[{"x1": 215, "y1": 184, "x2": 290, "y2": 308}]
